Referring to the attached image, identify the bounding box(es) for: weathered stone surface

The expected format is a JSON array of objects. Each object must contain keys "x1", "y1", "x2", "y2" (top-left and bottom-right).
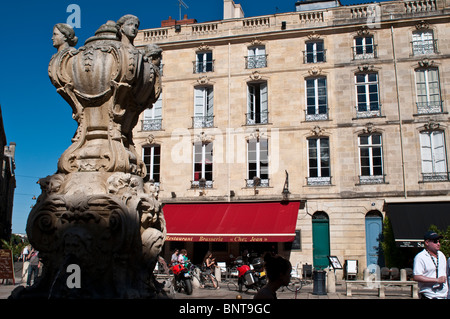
[{"x1": 12, "y1": 15, "x2": 165, "y2": 299}]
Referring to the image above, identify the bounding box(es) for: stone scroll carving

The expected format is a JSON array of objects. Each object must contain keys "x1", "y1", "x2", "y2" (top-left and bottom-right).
[{"x1": 12, "y1": 16, "x2": 166, "y2": 299}]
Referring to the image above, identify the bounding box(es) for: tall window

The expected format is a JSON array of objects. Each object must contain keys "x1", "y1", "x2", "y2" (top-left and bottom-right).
[
  {"x1": 307, "y1": 137, "x2": 331, "y2": 185},
  {"x1": 412, "y1": 30, "x2": 436, "y2": 55},
  {"x1": 194, "y1": 51, "x2": 213, "y2": 73},
  {"x1": 193, "y1": 86, "x2": 214, "y2": 128},
  {"x1": 306, "y1": 77, "x2": 328, "y2": 121},
  {"x1": 247, "y1": 82, "x2": 268, "y2": 125},
  {"x1": 192, "y1": 142, "x2": 213, "y2": 188},
  {"x1": 359, "y1": 134, "x2": 384, "y2": 184},
  {"x1": 353, "y1": 36, "x2": 375, "y2": 59},
  {"x1": 247, "y1": 46, "x2": 267, "y2": 69},
  {"x1": 355, "y1": 72, "x2": 380, "y2": 117},
  {"x1": 305, "y1": 41, "x2": 325, "y2": 63},
  {"x1": 247, "y1": 139, "x2": 269, "y2": 187},
  {"x1": 415, "y1": 68, "x2": 442, "y2": 114},
  {"x1": 420, "y1": 130, "x2": 448, "y2": 181},
  {"x1": 142, "y1": 96, "x2": 162, "y2": 131},
  {"x1": 143, "y1": 145, "x2": 161, "y2": 184}
]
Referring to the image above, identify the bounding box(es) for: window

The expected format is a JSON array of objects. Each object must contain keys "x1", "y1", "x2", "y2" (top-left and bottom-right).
[
  {"x1": 420, "y1": 130, "x2": 448, "y2": 181},
  {"x1": 353, "y1": 36, "x2": 376, "y2": 59},
  {"x1": 192, "y1": 142, "x2": 213, "y2": 188},
  {"x1": 247, "y1": 139, "x2": 269, "y2": 187},
  {"x1": 247, "y1": 82, "x2": 268, "y2": 125},
  {"x1": 412, "y1": 30, "x2": 436, "y2": 55},
  {"x1": 306, "y1": 77, "x2": 328, "y2": 121},
  {"x1": 415, "y1": 68, "x2": 442, "y2": 114},
  {"x1": 246, "y1": 46, "x2": 267, "y2": 69},
  {"x1": 305, "y1": 41, "x2": 325, "y2": 63},
  {"x1": 143, "y1": 145, "x2": 161, "y2": 184},
  {"x1": 142, "y1": 96, "x2": 162, "y2": 131},
  {"x1": 307, "y1": 137, "x2": 331, "y2": 185},
  {"x1": 355, "y1": 72, "x2": 380, "y2": 117},
  {"x1": 358, "y1": 134, "x2": 384, "y2": 184},
  {"x1": 193, "y1": 86, "x2": 214, "y2": 128},
  {"x1": 194, "y1": 51, "x2": 213, "y2": 73}
]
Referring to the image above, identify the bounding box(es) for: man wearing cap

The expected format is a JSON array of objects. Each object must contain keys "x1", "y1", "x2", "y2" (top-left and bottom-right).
[{"x1": 413, "y1": 231, "x2": 448, "y2": 299}]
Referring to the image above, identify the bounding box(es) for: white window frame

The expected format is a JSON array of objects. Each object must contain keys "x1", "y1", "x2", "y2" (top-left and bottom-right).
[
  {"x1": 195, "y1": 51, "x2": 213, "y2": 73},
  {"x1": 193, "y1": 86, "x2": 214, "y2": 128},
  {"x1": 414, "y1": 68, "x2": 442, "y2": 114},
  {"x1": 247, "y1": 45, "x2": 267, "y2": 69},
  {"x1": 412, "y1": 30, "x2": 435, "y2": 55},
  {"x1": 305, "y1": 77, "x2": 328, "y2": 121},
  {"x1": 355, "y1": 72, "x2": 380, "y2": 116},
  {"x1": 192, "y1": 142, "x2": 213, "y2": 187},
  {"x1": 142, "y1": 96, "x2": 162, "y2": 131},
  {"x1": 247, "y1": 138, "x2": 269, "y2": 187},
  {"x1": 420, "y1": 130, "x2": 448, "y2": 181},
  {"x1": 354, "y1": 36, "x2": 375, "y2": 59},
  {"x1": 358, "y1": 134, "x2": 384, "y2": 184},
  {"x1": 142, "y1": 144, "x2": 161, "y2": 184},
  {"x1": 305, "y1": 40, "x2": 325, "y2": 63},
  {"x1": 307, "y1": 137, "x2": 331, "y2": 185},
  {"x1": 247, "y1": 82, "x2": 268, "y2": 124}
]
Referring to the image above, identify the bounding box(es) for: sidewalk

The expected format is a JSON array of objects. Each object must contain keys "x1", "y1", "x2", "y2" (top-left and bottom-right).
[{"x1": 0, "y1": 277, "x2": 416, "y2": 300}]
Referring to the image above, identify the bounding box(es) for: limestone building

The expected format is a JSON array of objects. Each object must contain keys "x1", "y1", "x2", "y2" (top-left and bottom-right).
[{"x1": 133, "y1": 0, "x2": 450, "y2": 275}]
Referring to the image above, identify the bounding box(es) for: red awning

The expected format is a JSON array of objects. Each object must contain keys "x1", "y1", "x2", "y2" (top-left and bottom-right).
[{"x1": 163, "y1": 201, "x2": 300, "y2": 242}]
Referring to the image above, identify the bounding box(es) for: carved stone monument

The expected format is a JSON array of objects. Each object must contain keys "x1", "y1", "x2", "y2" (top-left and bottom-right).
[{"x1": 12, "y1": 15, "x2": 166, "y2": 298}]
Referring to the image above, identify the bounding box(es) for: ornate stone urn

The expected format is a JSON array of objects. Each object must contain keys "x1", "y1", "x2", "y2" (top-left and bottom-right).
[{"x1": 13, "y1": 16, "x2": 166, "y2": 298}]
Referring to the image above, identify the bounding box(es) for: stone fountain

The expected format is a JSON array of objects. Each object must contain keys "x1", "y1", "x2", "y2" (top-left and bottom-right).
[{"x1": 12, "y1": 15, "x2": 166, "y2": 298}]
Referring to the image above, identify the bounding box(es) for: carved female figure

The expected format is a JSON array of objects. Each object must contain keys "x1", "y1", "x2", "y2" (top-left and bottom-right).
[{"x1": 52, "y1": 23, "x2": 78, "y2": 51}]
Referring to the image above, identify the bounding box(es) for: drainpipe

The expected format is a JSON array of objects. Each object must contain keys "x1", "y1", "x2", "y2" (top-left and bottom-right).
[
  {"x1": 227, "y1": 41, "x2": 231, "y2": 202},
  {"x1": 390, "y1": 25, "x2": 407, "y2": 199}
]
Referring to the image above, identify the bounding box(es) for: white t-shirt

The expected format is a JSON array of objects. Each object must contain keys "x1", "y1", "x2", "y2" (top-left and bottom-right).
[{"x1": 413, "y1": 249, "x2": 448, "y2": 299}]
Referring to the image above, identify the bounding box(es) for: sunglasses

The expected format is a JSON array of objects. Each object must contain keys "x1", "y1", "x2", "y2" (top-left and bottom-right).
[{"x1": 429, "y1": 239, "x2": 440, "y2": 244}]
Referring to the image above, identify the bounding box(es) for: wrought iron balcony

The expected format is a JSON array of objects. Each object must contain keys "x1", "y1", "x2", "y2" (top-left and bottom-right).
[
  {"x1": 355, "y1": 105, "x2": 382, "y2": 118},
  {"x1": 191, "y1": 179, "x2": 214, "y2": 189},
  {"x1": 141, "y1": 119, "x2": 163, "y2": 131},
  {"x1": 358, "y1": 175, "x2": 385, "y2": 184},
  {"x1": 416, "y1": 101, "x2": 443, "y2": 114},
  {"x1": 245, "y1": 54, "x2": 268, "y2": 69},
  {"x1": 422, "y1": 172, "x2": 449, "y2": 182},
  {"x1": 411, "y1": 39, "x2": 438, "y2": 55},
  {"x1": 307, "y1": 176, "x2": 332, "y2": 186},
  {"x1": 303, "y1": 49, "x2": 327, "y2": 64},
  {"x1": 193, "y1": 60, "x2": 215, "y2": 73},
  {"x1": 246, "y1": 177, "x2": 270, "y2": 188},
  {"x1": 352, "y1": 44, "x2": 378, "y2": 60},
  {"x1": 305, "y1": 107, "x2": 328, "y2": 121},
  {"x1": 192, "y1": 115, "x2": 214, "y2": 128},
  {"x1": 246, "y1": 111, "x2": 269, "y2": 125}
]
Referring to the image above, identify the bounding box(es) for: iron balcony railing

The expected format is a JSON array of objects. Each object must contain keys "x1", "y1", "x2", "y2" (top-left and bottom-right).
[
  {"x1": 193, "y1": 60, "x2": 215, "y2": 73},
  {"x1": 245, "y1": 54, "x2": 268, "y2": 69},
  {"x1": 422, "y1": 172, "x2": 449, "y2": 182},
  {"x1": 192, "y1": 115, "x2": 214, "y2": 128},
  {"x1": 352, "y1": 44, "x2": 378, "y2": 60},
  {"x1": 303, "y1": 49, "x2": 327, "y2": 64},
  {"x1": 416, "y1": 101, "x2": 443, "y2": 114},
  {"x1": 141, "y1": 119, "x2": 163, "y2": 131},
  {"x1": 246, "y1": 111, "x2": 269, "y2": 125},
  {"x1": 411, "y1": 39, "x2": 438, "y2": 55}
]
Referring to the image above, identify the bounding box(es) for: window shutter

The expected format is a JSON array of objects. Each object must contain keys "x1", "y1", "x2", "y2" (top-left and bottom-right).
[
  {"x1": 207, "y1": 87, "x2": 214, "y2": 117},
  {"x1": 260, "y1": 83, "x2": 268, "y2": 122},
  {"x1": 194, "y1": 87, "x2": 205, "y2": 117},
  {"x1": 432, "y1": 131, "x2": 447, "y2": 173},
  {"x1": 420, "y1": 132, "x2": 433, "y2": 173}
]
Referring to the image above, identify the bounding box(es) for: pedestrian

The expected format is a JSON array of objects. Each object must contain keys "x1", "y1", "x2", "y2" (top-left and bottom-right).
[
  {"x1": 170, "y1": 248, "x2": 179, "y2": 266},
  {"x1": 203, "y1": 251, "x2": 219, "y2": 289},
  {"x1": 254, "y1": 253, "x2": 291, "y2": 299},
  {"x1": 413, "y1": 231, "x2": 448, "y2": 299},
  {"x1": 26, "y1": 247, "x2": 41, "y2": 287},
  {"x1": 21, "y1": 245, "x2": 30, "y2": 283},
  {"x1": 178, "y1": 249, "x2": 188, "y2": 266}
]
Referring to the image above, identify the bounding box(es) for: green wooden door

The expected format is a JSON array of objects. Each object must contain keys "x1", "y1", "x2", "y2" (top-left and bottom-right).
[{"x1": 312, "y1": 215, "x2": 330, "y2": 270}]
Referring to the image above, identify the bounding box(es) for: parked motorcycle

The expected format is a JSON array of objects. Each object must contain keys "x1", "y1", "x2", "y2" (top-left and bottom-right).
[
  {"x1": 236, "y1": 258, "x2": 266, "y2": 292},
  {"x1": 171, "y1": 262, "x2": 193, "y2": 295}
]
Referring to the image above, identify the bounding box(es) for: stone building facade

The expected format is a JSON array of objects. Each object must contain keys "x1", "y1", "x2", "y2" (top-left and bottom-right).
[
  {"x1": 0, "y1": 105, "x2": 16, "y2": 242},
  {"x1": 133, "y1": 0, "x2": 450, "y2": 276}
]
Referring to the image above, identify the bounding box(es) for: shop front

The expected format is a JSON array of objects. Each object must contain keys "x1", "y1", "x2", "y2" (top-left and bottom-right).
[{"x1": 161, "y1": 201, "x2": 301, "y2": 265}]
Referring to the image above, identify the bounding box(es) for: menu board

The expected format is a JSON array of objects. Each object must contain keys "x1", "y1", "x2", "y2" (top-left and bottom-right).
[{"x1": 0, "y1": 249, "x2": 15, "y2": 284}]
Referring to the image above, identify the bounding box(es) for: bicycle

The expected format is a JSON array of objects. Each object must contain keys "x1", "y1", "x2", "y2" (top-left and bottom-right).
[{"x1": 191, "y1": 265, "x2": 219, "y2": 289}]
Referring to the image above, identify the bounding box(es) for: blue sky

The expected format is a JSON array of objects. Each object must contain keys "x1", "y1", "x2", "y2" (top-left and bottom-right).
[{"x1": 0, "y1": 0, "x2": 380, "y2": 234}]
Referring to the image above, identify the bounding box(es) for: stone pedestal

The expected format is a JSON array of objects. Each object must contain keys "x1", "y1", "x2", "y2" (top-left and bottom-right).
[{"x1": 11, "y1": 15, "x2": 166, "y2": 299}]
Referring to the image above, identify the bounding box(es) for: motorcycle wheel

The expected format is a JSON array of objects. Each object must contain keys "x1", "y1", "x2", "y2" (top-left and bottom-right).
[{"x1": 184, "y1": 278, "x2": 193, "y2": 295}]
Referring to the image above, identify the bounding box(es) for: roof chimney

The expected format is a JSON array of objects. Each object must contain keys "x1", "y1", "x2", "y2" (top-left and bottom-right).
[{"x1": 224, "y1": 0, "x2": 244, "y2": 19}]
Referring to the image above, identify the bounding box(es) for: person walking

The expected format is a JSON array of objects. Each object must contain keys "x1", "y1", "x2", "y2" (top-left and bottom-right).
[
  {"x1": 26, "y1": 248, "x2": 41, "y2": 287},
  {"x1": 413, "y1": 231, "x2": 448, "y2": 299},
  {"x1": 203, "y1": 251, "x2": 219, "y2": 289}
]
